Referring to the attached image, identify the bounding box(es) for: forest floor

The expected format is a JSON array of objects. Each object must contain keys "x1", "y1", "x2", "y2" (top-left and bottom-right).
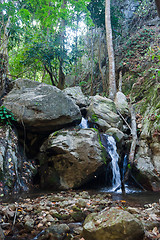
[{"x1": 0, "y1": 190, "x2": 159, "y2": 240}]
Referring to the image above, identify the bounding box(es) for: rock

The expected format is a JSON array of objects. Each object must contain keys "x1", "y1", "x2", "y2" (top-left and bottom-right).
[
  {"x1": 114, "y1": 91, "x2": 129, "y2": 115},
  {"x1": 71, "y1": 208, "x2": 86, "y2": 222},
  {"x1": 46, "y1": 223, "x2": 70, "y2": 239},
  {"x1": 25, "y1": 219, "x2": 34, "y2": 230},
  {"x1": 63, "y1": 86, "x2": 89, "y2": 109},
  {"x1": 133, "y1": 140, "x2": 160, "y2": 191},
  {"x1": 87, "y1": 95, "x2": 122, "y2": 131},
  {"x1": 39, "y1": 128, "x2": 107, "y2": 190},
  {"x1": 0, "y1": 125, "x2": 34, "y2": 196},
  {"x1": 76, "y1": 198, "x2": 87, "y2": 208},
  {"x1": 82, "y1": 207, "x2": 144, "y2": 240},
  {"x1": 3, "y1": 79, "x2": 81, "y2": 133},
  {"x1": 105, "y1": 127, "x2": 124, "y2": 142}
]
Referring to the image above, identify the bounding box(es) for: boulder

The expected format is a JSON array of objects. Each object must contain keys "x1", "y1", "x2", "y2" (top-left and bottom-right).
[
  {"x1": 82, "y1": 207, "x2": 144, "y2": 240},
  {"x1": 63, "y1": 86, "x2": 89, "y2": 109},
  {"x1": 0, "y1": 125, "x2": 35, "y2": 196},
  {"x1": 3, "y1": 79, "x2": 81, "y2": 133},
  {"x1": 87, "y1": 95, "x2": 122, "y2": 131},
  {"x1": 38, "y1": 128, "x2": 108, "y2": 190},
  {"x1": 105, "y1": 127, "x2": 124, "y2": 142},
  {"x1": 114, "y1": 91, "x2": 129, "y2": 116},
  {"x1": 133, "y1": 139, "x2": 160, "y2": 191}
]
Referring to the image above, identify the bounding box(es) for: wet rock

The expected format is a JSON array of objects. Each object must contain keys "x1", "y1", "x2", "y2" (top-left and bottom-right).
[
  {"x1": 82, "y1": 207, "x2": 144, "y2": 240},
  {"x1": 105, "y1": 127, "x2": 124, "y2": 142},
  {"x1": 39, "y1": 128, "x2": 107, "y2": 190},
  {"x1": 0, "y1": 125, "x2": 35, "y2": 196},
  {"x1": 3, "y1": 78, "x2": 81, "y2": 133}
]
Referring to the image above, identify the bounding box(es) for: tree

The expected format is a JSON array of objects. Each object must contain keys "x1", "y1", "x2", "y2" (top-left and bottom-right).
[
  {"x1": 6, "y1": 0, "x2": 91, "y2": 88},
  {"x1": 155, "y1": 0, "x2": 160, "y2": 17},
  {"x1": 105, "y1": 0, "x2": 116, "y2": 100}
]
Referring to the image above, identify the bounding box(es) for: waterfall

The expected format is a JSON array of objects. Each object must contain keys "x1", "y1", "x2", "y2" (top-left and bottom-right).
[
  {"x1": 79, "y1": 117, "x2": 88, "y2": 129},
  {"x1": 103, "y1": 134, "x2": 121, "y2": 191}
]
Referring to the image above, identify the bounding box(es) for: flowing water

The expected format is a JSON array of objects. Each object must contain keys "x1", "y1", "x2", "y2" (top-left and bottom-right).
[
  {"x1": 79, "y1": 117, "x2": 88, "y2": 129},
  {"x1": 103, "y1": 134, "x2": 121, "y2": 192},
  {"x1": 79, "y1": 117, "x2": 141, "y2": 194}
]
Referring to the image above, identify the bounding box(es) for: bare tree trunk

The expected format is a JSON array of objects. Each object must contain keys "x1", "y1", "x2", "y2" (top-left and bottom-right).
[
  {"x1": 74, "y1": 14, "x2": 79, "y2": 86},
  {"x1": 118, "y1": 70, "x2": 122, "y2": 92},
  {"x1": 105, "y1": 0, "x2": 116, "y2": 100},
  {"x1": 0, "y1": 15, "x2": 11, "y2": 99},
  {"x1": 57, "y1": 0, "x2": 66, "y2": 90},
  {"x1": 90, "y1": 27, "x2": 94, "y2": 96},
  {"x1": 98, "y1": 30, "x2": 106, "y2": 93},
  {"x1": 155, "y1": 0, "x2": 160, "y2": 17}
]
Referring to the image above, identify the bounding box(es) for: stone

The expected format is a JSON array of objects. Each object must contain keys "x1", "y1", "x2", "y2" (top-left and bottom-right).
[
  {"x1": 82, "y1": 207, "x2": 144, "y2": 240},
  {"x1": 0, "y1": 125, "x2": 34, "y2": 196},
  {"x1": 114, "y1": 91, "x2": 129, "y2": 115},
  {"x1": 133, "y1": 140, "x2": 160, "y2": 191},
  {"x1": 25, "y1": 219, "x2": 34, "y2": 230},
  {"x1": 105, "y1": 127, "x2": 124, "y2": 142},
  {"x1": 87, "y1": 95, "x2": 122, "y2": 131},
  {"x1": 63, "y1": 86, "x2": 89, "y2": 109},
  {"x1": 39, "y1": 128, "x2": 107, "y2": 190},
  {"x1": 3, "y1": 79, "x2": 81, "y2": 133}
]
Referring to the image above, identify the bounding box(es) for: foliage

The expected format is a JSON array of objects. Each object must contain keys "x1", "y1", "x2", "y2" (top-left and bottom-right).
[
  {"x1": 0, "y1": 106, "x2": 16, "y2": 126},
  {"x1": 87, "y1": 0, "x2": 124, "y2": 36}
]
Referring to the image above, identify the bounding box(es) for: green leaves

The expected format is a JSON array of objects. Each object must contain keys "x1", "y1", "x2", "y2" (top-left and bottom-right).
[{"x1": 0, "y1": 106, "x2": 16, "y2": 126}]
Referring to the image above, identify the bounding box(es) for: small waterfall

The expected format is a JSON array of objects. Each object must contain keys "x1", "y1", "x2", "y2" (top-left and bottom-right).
[
  {"x1": 100, "y1": 134, "x2": 121, "y2": 191},
  {"x1": 107, "y1": 135, "x2": 121, "y2": 191},
  {"x1": 79, "y1": 117, "x2": 88, "y2": 129}
]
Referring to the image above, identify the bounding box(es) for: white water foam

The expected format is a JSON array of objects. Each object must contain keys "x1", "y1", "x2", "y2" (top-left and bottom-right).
[
  {"x1": 106, "y1": 135, "x2": 121, "y2": 192},
  {"x1": 79, "y1": 117, "x2": 88, "y2": 129}
]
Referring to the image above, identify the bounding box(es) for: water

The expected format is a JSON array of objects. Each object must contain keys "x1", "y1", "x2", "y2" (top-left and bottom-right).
[
  {"x1": 103, "y1": 135, "x2": 121, "y2": 191},
  {"x1": 79, "y1": 117, "x2": 88, "y2": 129}
]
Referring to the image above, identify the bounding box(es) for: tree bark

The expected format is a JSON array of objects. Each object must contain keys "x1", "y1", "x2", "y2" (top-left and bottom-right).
[
  {"x1": 98, "y1": 30, "x2": 106, "y2": 93},
  {"x1": 58, "y1": 0, "x2": 66, "y2": 90},
  {"x1": 90, "y1": 27, "x2": 94, "y2": 96},
  {"x1": 105, "y1": 0, "x2": 116, "y2": 100},
  {"x1": 0, "y1": 14, "x2": 11, "y2": 99},
  {"x1": 155, "y1": 0, "x2": 160, "y2": 17}
]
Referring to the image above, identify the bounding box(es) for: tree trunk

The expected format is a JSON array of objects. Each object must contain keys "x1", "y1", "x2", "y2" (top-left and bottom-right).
[
  {"x1": 90, "y1": 27, "x2": 94, "y2": 96},
  {"x1": 155, "y1": 0, "x2": 160, "y2": 17},
  {"x1": 0, "y1": 15, "x2": 11, "y2": 99},
  {"x1": 58, "y1": 0, "x2": 66, "y2": 90},
  {"x1": 98, "y1": 30, "x2": 106, "y2": 93},
  {"x1": 105, "y1": 0, "x2": 116, "y2": 100},
  {"x1": 57, "y1": 61, "x2": 65, "y2": 90}
]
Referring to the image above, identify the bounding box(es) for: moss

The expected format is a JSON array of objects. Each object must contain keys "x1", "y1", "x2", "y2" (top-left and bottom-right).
[
  {"x1": 92, "y1": 128, "x2": 108, "y2": 165},
  {"x1": 52, "y1": 131, "x2": 60, "y2": 136},
  {"x1": 91, "y1": 114, "x2": 98, "y2": 122}
]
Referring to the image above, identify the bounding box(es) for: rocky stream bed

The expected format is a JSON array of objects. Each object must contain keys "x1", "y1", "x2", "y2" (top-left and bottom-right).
[{"x1": 0, "y1": 190, "x2": 160, "y2": 240}]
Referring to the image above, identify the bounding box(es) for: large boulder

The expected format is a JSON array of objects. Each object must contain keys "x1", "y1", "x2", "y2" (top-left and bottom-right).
[
  {"x1": 87, "y1": 95, "x2": 122, "y2": 131},
  {"x1": 63, "y1": 86, "x2": 89, "y2": 109},
  {"x1": 3, "y1": 79, "x2": 81, "y2": 133},
  {"x1": 38, "y1": 128, "x2": 108, "y2": 190},
  {"x1": 82, "y1": 207, "x2": 144, "y2": 240}
]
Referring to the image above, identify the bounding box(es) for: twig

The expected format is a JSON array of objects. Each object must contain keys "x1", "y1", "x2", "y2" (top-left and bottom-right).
[
  {"x1": 12, "y1": 206, "x2": 18, "y2": 230},
  {"x1": 117, "y1": 110, "x2": 132, "y2": 132}
]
